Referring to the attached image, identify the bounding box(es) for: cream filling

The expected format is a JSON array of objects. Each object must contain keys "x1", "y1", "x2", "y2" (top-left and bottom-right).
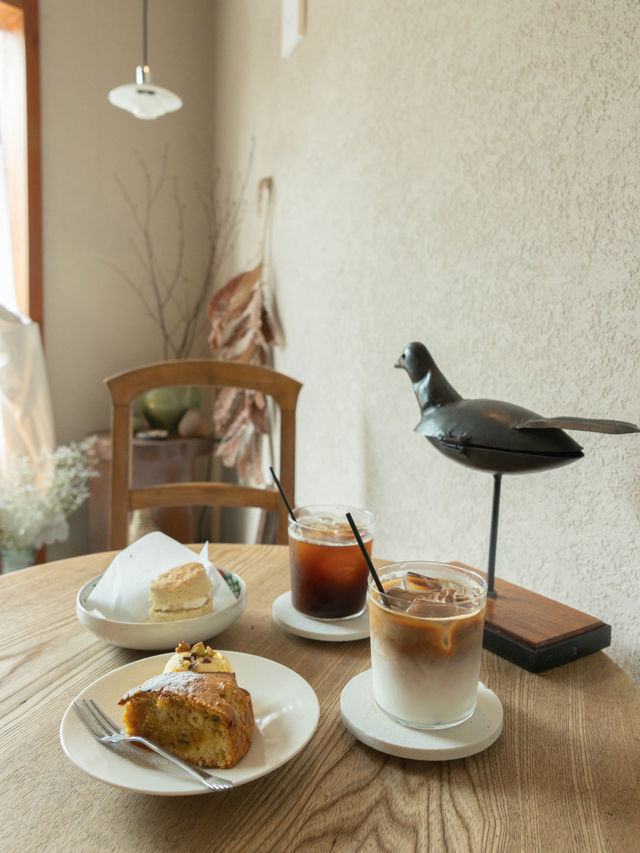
[{"x1": 154, "y1": 596, "x2": 209, "y2": 612}]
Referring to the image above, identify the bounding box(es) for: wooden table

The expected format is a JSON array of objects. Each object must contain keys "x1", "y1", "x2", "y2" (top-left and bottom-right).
[{"x1": 1, "y1": 545, "x2": 639, "y2": 852}]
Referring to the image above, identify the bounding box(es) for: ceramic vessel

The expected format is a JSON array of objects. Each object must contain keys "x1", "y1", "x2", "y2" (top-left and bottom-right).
[
  {"x1": 1, "y1": 547, "x2": 37, "y2": 572},
  {"x1": 139, "y1": 386, "x2": 202, "y2": 433}
]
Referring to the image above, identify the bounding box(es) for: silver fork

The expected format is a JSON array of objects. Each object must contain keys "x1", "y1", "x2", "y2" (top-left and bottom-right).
[{"x1": 72, "y1": 699, "x2": 233, "y2": 792}]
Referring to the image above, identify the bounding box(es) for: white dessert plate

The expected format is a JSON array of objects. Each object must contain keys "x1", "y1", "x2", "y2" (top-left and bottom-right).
[
  {"x1": 340, "y1": 670, "x2": 503, "y2": 761},
  {"x1": 76, "y1": 572, "x2": 246, "y2": 651},
  {"x1": 272, "y1": 591, "x2": 370, "y2": 642},
  {"x1": 60, "y1": 651, "x2": 319, "y2": 795}
]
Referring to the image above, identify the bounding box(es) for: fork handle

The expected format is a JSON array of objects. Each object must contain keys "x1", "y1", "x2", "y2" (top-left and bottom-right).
[{"x1": 126, "y1": 735, "x2": 232, "y2": 790}]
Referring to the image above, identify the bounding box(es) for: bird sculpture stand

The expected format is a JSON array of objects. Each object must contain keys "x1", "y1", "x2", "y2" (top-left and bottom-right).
[{"x1": 396, "y1": 342, "x2": 639, "y2": 672}]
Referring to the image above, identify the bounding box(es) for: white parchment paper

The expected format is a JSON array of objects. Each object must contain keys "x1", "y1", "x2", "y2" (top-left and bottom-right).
[{"x1": 85, "y1": 532, "x2": 238, "y2": 622}]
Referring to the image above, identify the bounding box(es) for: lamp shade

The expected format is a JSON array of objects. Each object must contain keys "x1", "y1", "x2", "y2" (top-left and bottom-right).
[
  {"x1": 108, "y1": 82, "x2": 182, "y2": 120},
  {"x1": 108, "y1": 65, "x2": 182, "y2": 120},
  {"x1": 108, "y1": 0, "x2": 182, "y2": 121}
]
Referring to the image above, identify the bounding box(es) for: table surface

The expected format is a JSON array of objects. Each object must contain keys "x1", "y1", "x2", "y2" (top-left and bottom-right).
[{"x1": 1, "y1": 544, "x2": 639, "y2": 853}]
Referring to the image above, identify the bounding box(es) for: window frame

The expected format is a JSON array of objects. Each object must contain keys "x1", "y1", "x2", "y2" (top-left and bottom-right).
[{"x1": 0, "y1": 0, "x2": 42, "y2": 332}]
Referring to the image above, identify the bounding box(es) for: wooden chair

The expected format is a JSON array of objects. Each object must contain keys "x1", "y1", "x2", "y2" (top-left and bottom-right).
[{"x1": 104, "y1": 359, "x2": 302, "y2": 550}]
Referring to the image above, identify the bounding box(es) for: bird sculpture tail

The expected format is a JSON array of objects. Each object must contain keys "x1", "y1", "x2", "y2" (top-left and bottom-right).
[{"x1": 516, "y1": 417, "x2": 639, "y2": 434}]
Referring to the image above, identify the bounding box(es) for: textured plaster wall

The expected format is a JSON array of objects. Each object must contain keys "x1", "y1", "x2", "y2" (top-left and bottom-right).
[{"x1": 210, "y1": 1, "x2": 640, "y2": 682}]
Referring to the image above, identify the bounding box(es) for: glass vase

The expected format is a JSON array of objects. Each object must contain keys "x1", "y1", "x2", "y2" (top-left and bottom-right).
[{"x1": 1, "y1": 547, "x2": 37, "y2": 573}]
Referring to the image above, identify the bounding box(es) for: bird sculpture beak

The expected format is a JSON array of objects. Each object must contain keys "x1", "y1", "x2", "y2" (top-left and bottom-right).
[{"x1": 394, "y1": 357, "x2": 403, "y2": 368}]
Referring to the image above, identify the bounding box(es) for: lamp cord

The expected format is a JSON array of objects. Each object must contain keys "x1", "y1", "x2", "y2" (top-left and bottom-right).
[{"x1": 142, "y1": 0, "x2": 148, "y2": 66}]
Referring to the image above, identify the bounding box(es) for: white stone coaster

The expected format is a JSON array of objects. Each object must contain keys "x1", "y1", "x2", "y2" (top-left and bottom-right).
[
  {"x1": 340, "y1": 670, "x2": 503, "y2": 760},
  {"x1": 272, "y1": 591, "x2": 370, "y2": 642}
]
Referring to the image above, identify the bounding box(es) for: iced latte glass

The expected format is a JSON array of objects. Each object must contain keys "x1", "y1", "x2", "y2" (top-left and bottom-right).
[
  {"x1": 368, "y1": 562, "x2": 487, "y2": 729},
  {"x1": 288, "y1": 505, "x2": 375, "y2": 619}
]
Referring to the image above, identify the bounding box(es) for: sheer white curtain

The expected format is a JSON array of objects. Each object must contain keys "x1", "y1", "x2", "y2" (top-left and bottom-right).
[
  {"x1": 0, "y1": 305, "x2": 55, "y2": 473},
  {"x1": 0, "y1": 139, "x2": 53, "y2": 468},
  {"x1": 0, "y1": 29, "x2": 53, "y2": 470},
  {"x1": 0, "y1": 133, "x2": 18, "y2": 313}
]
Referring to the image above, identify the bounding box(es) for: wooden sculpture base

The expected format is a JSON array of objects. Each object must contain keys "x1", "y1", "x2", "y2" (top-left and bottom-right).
[{"x1": 480, "y1": 574, "x2": 611, "y2": 673}]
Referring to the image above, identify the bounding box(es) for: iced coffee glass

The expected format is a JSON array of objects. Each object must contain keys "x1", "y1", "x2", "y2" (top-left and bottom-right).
[
  {"x1": 368, "y1": 562, "x2": 487, "y2": 729},
  {"x1": 288, "y1": 505, "x2": 375, "y2": 619}
]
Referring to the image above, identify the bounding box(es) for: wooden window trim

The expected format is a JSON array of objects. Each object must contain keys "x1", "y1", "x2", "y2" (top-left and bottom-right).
[{"x1": 1, "y1": 0, "x2": 43, "y2": 334}]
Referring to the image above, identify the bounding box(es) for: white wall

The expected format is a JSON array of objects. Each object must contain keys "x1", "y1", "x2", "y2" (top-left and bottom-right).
[
  {"x1": 40, "y1": 0, "x2": 215, "y2": 556},
  {"x1": 209, "y1": 0, "x2": 640, "y2": 682},
  {"x1": 39, "y1": 1, "x2": 639, "y2": 682}
]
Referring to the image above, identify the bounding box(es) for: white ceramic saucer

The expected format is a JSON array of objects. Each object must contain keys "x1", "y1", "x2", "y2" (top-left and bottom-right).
[
  {"x1": 272, "y1": 591, "x2": 370, "y2": 641},
  {"x1": 340, "y1": 670, "x2": 503, "y2": 760}
]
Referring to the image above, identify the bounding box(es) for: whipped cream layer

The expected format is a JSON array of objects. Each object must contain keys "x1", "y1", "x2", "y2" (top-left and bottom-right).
[{"x1": 154, "y1": 597, "x2": 210, "y2": 612}]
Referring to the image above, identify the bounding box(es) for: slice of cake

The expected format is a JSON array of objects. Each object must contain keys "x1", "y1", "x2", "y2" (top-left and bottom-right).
[
  {"x1": 147, "y1": 561, "x2": 213, "y2": 622},
  {"x1": 118, "y1": 670, "x2": 254, "y2": 768}
]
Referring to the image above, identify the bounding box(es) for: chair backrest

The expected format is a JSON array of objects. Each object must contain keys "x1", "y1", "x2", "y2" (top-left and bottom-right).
[{"x1": 104, "y1": 359, "x2": 302, "y2": 550}]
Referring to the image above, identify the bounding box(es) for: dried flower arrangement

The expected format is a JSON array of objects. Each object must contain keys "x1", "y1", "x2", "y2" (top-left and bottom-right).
[
  {"x1": 0, "y1": 438, "x2": 98, "y2": 551},
  {"x1": 109, "y1": 147, "x2": 280, "y2": 488}
]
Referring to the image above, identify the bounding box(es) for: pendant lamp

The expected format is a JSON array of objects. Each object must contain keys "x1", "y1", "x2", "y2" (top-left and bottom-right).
[{"x1": 108, "y1": 0, "x2": 182, "y2": 120}]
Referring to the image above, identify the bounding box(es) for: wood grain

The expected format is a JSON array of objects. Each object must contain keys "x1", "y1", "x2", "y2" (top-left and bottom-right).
[
  {"x1": 484, "y1": 573, "x2": 605, "y2": 647},
  {"x1": 1, "y1": 545, "x2": 639, "y2": 852}
]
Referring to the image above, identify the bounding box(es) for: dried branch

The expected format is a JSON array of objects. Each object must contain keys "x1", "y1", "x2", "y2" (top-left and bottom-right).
[{"x1": 108, "y1": 144, "x2": 254, "y2": 360}]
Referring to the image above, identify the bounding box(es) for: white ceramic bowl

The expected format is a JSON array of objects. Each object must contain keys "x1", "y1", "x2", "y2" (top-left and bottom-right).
[{"x1": 76, "y1": 572, "x2": 246, "y2": 651}]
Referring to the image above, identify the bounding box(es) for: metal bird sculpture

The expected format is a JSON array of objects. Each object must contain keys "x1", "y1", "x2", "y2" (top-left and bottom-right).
[{"x1": 395, "y1": 341, "x2": 639, "y2": 596}]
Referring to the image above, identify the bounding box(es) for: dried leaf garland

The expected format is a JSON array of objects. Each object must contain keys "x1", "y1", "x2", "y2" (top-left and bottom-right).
[
  {"x1": 207, "y1": 265, "x2": 262, "y2": 353},
  {"x1": 245, "y1": 431, "x2": 264, "y2": 486},
  {"x1": 221, "y1": 313, "x2": 251, "y2": 352},
  {"x1": 213, "y1": 387, "x2": 244, "y2": 434},
  {"x1": 207, "y1": 261, "x2": 278, "y2": 485}
]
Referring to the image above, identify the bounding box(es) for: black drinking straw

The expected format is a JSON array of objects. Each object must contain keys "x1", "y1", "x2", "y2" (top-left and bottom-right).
[
  {"x1": 269, "y1": 466, "x2": 297, "y2": 522},
  {"x1": 345, "y1": 511, "x2": 385, "y2": 594}
]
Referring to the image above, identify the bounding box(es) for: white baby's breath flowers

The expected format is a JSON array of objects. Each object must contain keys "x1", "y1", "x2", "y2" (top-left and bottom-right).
[{"x1": 0, "y1": 438, "x2": 98, "y2": 551}]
